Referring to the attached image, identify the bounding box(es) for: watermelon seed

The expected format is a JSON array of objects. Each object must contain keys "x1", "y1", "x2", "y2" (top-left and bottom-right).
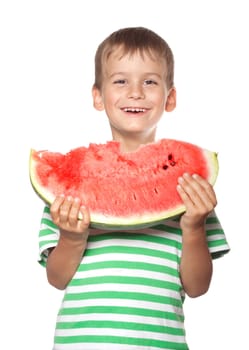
[
  {"x1": 168, "y1": 154, "x2": 176, "y2": 166},
  {"x1": 162, "y1": 165, "x2": 168, "y2": 170},
  {"x1": 154, "y1": 188, "x2": 158, "y2": 194},
  {"x1": 133, "y1": 193, "x2": 137, "y2": 200}
]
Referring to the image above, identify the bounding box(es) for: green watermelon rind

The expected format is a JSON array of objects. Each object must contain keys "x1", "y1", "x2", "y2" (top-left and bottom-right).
[{"x1": 29, "y1": 147, "x2": 219, "y2": 230}]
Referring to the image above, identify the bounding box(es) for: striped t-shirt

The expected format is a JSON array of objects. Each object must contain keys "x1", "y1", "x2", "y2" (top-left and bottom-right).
[{"x1": 39, "y1": 205, "x2": 229, "y2": 350}]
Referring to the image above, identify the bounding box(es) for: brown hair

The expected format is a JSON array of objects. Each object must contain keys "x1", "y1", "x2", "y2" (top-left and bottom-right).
[{"x1": 93, "y1": 27, "x2": 174, "y2": 90}]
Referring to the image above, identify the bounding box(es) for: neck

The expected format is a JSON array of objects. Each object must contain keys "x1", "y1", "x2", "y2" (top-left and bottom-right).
[{"x1": 111, "y1": 129, "x2": 157, "y2": 153}]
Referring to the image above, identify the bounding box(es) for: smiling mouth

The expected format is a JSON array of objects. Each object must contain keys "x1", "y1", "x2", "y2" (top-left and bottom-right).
[{"x1": 122, "y1": 107, "x2": 147, "y2": 113}]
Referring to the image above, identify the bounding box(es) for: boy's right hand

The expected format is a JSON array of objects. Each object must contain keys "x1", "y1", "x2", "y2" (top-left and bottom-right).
[
  {"x1": 50, "y1": 195, "x2": 90, "y2": 237},
  {"x1": 47, "y1": 195, "x2": 90, "y2": 289}
]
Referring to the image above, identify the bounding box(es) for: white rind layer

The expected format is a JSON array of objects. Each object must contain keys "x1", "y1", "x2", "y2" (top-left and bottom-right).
[{"x1": 29, "y1": 146, "x2": 219, "y2": 230}]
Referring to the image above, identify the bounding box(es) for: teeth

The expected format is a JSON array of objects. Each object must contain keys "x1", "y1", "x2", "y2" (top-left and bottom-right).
[{"x1": 124, "y1": 108, "x2": 146, "y2": 112}]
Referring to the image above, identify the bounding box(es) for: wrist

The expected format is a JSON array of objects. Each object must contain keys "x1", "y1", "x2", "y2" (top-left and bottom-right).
[
  {"x1": 181, "y1": 226, "x2": 208, "y2": 249},
  {"x1": 59, "y1": 229, "x2": 89, "y2": 243},
  {"x1": 180, "y1": 216, "x2": 206, "y2": 235}
]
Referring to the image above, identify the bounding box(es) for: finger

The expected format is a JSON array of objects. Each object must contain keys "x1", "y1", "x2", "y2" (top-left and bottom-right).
[
  {"x1": 178, "y1": 173, "x2": 216, "y2": 212},
  {"x1": 177, "y1": 173, "x2": 201, "y2": 205},
  {"x1": 59, "y1": 196, "x2": 74, "y2": 223},
  {"x1": 79, "y1": 205, "x2": 91, "y2": 226},
  {"x1": 177, "y1": 180, "x2": 195, "y2": 211},
  {"x1": 68, "y1": 197, "x2": 81, "y2": 226},
  {"x1": 192, "y1": 174, "x2": 217, "y2": 206},
  {"x1": 183, "y1": 173, "x2": 208, "y2": 207},
  {"x1": 50, "y1": 194, "x2": 66, "y2": 221},
  {"x1": 184, "y1": 173, "x2": 217, "y2": 210}
]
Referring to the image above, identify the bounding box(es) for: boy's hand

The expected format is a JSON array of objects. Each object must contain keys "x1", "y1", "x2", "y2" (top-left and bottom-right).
[
  {"x1": 176, "y1": 173, "x2": 217, "y2": 232},
  {"x1": 50, "y1": 195, "x2": 90, "y2": 236}
]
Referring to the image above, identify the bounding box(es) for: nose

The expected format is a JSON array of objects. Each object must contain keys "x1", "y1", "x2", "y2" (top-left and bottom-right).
[{"x1": 127, "y1": 83, "x2": 145, "y2": 99}]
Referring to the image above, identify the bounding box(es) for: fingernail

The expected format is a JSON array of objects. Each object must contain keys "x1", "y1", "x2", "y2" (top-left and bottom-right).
[
  {"x1": 177, "y1": 184, "x2": 182, "y2": 191},
  {"x1": 183, "y1": 172, "x2": 190, "y2": 178},
  {"x1": 178, "y1": 176, "x2": 183, "y2": 184}
]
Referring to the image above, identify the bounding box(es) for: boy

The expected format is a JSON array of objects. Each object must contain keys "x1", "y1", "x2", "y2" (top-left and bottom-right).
[{"x1": 38, "y1": 27, "x2": 229, "y2": 349}]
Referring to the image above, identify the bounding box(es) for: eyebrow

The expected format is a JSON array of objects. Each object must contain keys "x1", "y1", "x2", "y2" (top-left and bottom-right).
[{"x1": 108, "y1": 72, "x2": 163, "y2": 78}]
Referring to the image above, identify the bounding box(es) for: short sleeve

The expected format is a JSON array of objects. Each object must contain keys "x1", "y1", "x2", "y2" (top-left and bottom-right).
[
  {"x1": 38, "y1": 205, "x2": 59, "y2": 267},
  {"x1": 205, "y1": 211, "x2": 230, "y2": 259}
]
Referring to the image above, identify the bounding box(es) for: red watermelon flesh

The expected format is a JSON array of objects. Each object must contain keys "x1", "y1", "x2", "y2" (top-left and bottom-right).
[{"x1": 29, "y1": 139, "x2": 218, "y2": 229}]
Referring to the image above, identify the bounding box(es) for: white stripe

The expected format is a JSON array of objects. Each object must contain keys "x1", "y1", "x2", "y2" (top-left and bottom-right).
[
  {"x1": 55, "y1": 327, "x2": 184, "y2": 343},
  {"x1": 87, "y1": 237, "x2": 179, "y2": 252},
  {"x1": 39, "y1": 242, "x2": 56, "y2": 255},
  {"x1": 207, "y1": 233, "x2": 227, "y2": 241},
  {"x1": 53, "y1": 342, "x2": 170, "y2": 350},
  {"x1": 205, "y1": 223, "x2": 223, "y2": 230},
  {"x1": 39, "y1": 234, "x2": 58, "y2": 243},
  {"x1": 209, "y1": 244, "x2": 230, "y2": 253},
  {"x1": 73, "y1": 267, "x2": 180, "y2": 284},
  {"x1": 61, "y1": 298, "x2": 183, "y2": 316},
  {"x1": 143, "y1": 231, "x2": 182, "y2": 243},
  {"x1": 82, "y1": 252, "x2": 179, "y2": 270},
  {"x1": 66, "y1": 282, "x2": 182, "y2": 300},
  {"x1": 57, "y1": 312, "x2": 181, "y2": 329},
  {"x1": 42, "y1": 209, "x2": 53, "y2": 219}
]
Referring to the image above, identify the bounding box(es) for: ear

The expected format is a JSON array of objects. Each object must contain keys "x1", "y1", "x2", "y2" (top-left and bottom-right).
[
  {"x1": 92, "y1": 86, "x2": 105, "y2": 111},
  {"x1": 165, "y1": 87, "x2": 176, "y2": 112}
]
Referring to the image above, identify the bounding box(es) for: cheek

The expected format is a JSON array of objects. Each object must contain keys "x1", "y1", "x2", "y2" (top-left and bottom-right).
[
  {"x1": 103, "y1": 90, "x2": 121, "y2": 106},
  {"x1": 152, "y1": 92, "x2": 167, "y2": 108}
]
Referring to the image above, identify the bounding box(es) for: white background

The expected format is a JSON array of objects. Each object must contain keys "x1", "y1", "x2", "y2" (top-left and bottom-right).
[{"x1": 1, "y1": 0, "x2": 248, "y2": 349}]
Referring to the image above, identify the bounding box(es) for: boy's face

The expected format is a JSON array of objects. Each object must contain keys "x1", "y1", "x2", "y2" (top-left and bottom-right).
[{"x1": 92, "y1": 47, "x2": 176, "y2": 141}]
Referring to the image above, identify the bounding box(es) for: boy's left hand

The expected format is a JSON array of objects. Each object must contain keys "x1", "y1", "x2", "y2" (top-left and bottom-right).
[{"x1": 176, "y1": 173, "x2": 217, "y2": 232}]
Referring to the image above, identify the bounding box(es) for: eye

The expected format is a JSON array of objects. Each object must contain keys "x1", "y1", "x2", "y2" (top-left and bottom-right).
[
  {"x1": 144, "y1": 79, "x2": 157, "y2": 86},
  {"x1": 113, "y1": 79, "x2": 126, "y2": 85}
]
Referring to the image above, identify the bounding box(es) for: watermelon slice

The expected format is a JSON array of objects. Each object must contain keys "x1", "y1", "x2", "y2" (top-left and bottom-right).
[{"x1": 29, "y1": 139, "x2": 218, "y2": 229}]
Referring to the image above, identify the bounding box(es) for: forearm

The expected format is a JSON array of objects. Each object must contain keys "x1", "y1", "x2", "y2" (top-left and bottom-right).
[
  {"x1": 46, "y1": 230, "x2": 89, "y2": 290},
  {"x1": 180, "y1": 227, "x2": 212, "y2": 298}
]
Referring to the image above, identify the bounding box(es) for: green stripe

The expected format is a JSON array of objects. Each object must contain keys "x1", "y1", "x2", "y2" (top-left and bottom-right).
[
  {"x1": 89, "y1": 232, "x2": 181, "y2": 248},
  {"x1": 56, "y1": 320, "x2": 185, "y2": 336},
  {"x1": 41, "y1": 217, "x2": 58, "y2": 229},
  {"x1": 64, "y1": 290, "x2": 182, "y2": 307},
  {"x1": 39, "y1": 239, "x2": 57, "y2": 249},
  {"x1": 69, "y1": 275, "x2": 180, "y2": 291},
  {"x1": 54, "y1": 334, "x2": 188, "y2": 349},
  {"x1": 78, "y1": 260, "x2": 179, "y2": 277},
  {"x1": 85, "y1": 246, "x2": 179, "y2": 263},
  {"x1": 208, "y1": 238, "x2": 228, "y2": 248},
  {"x1": 39, "y1": 259, "x2": 46, "y2": 267},
  {"x1": 44, "y1": 205, "x2": 51, "y2": 214},
  {"x1": 206, "y1": 228, "x2": 225, "y2": 236},
  {"x1": 58, "y1": 305, "x2": 184, "y2": 322},
  {"x1": 211, "y1": 250, "x2": 229, "y2": 259},
  {"x1": 206, "y1": 216, "x2": 220, "y2": 224},
  {"x1": 39, "y1": 228, "x2": 56, "y2": 237},
  {"x1": 152, "y1": 224, "x2": 182, "y2": 235}
]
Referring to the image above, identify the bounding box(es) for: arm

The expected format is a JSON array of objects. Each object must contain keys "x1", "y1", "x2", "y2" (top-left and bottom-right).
[
  {"x1": 46, "y1": 195, "x2": 90, "y2": 290},
  {"x1": 177, "y1": 173, "x2": 216, "y2": 298}
]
